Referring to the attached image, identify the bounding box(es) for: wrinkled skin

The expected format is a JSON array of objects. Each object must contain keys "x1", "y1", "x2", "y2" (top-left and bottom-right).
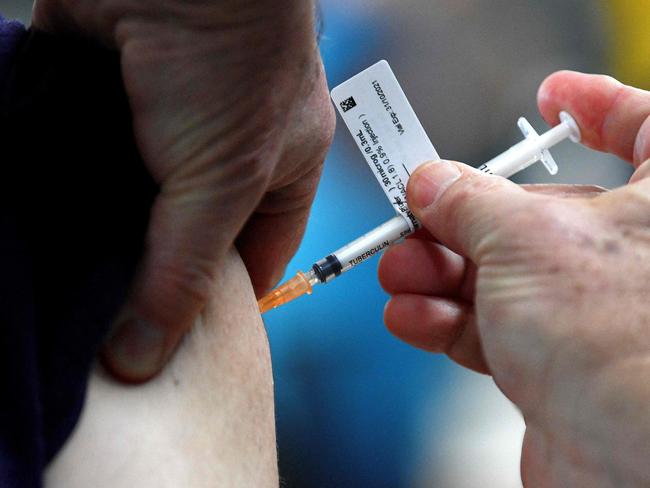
[
  {"x1": 379, "y1": 71, "x2": 650, "y2": 486},
  {"x1": 33, "y1": 0, "x2": 335, "y2": 381}
]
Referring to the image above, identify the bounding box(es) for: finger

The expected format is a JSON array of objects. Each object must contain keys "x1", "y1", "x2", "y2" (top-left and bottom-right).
[
  {"x1": 384, "y1": 294, "x2": 489, "y2": 373},
  {"x1": 238, "y1": 64, "x2": 333, "y2": 296},
  {"x1": 378, "y1": 239, "x2": 467, "y2": 297},
  {"x1": 237, "y1": 164, "x2": 323, "y2": 296},
  {"x1": 237, "y1": 210, "x2": 307, "y2": 296},
  {"x1": 406, "y1": 160, "x2": 536, "y2": 262},
  {"x1": 103, "y1": 177, "x2": 265, "y2": 382},
  {"x1": 537, "y1": 70, "x2": 650, "y2": 165}
]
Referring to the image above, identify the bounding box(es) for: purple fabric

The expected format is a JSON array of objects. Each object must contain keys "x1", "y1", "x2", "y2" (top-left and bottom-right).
[{"x1": 0, "y1": 16, "x2": 26, "y2": 85}]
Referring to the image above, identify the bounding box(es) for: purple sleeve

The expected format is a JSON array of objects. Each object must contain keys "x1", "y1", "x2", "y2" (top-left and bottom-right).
[{"x1": 0, "y1": 16, "x2": 26, "y2": 83}]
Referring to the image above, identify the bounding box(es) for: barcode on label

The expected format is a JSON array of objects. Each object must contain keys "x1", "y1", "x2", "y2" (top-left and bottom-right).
[{"x1": 340, "y1": 96, "x2": 357, "y2": 113}]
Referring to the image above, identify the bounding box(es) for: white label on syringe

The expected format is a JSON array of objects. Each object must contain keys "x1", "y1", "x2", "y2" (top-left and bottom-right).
[{"x1": 331, "y1": 60, "x2": 440, "y2": 231}]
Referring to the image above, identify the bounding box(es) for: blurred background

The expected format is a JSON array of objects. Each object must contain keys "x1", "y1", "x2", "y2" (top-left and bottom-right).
[{"x1": 5, "y1": 1, "x2": 650, "y2": 486}]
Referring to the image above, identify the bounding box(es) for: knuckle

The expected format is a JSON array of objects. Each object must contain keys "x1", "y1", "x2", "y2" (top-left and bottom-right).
[
  {"x1": 596, "y1": 183, "x2": 650, "y2": 227},
  {"x1": 233, "y1": 148, "x2": 275, "y2": 187},
  {"x1": 501, "y1": 199, "x2": 587, "y2": 248},
  {"x1": 189, "y1": 145, "x2": 273, "y2": 197},
  {"x1": 317, "y1": 92, "x2": 336, "y2": 151},
  {"x1": 155, "y1": 256, "x2": 217, "y2": 308},
  {"x1": 258, "y1": 165, "x2": 322, "y2": 214},
  {"x1": 302, "y1": 59, "x2": 336, "y2": 148}
]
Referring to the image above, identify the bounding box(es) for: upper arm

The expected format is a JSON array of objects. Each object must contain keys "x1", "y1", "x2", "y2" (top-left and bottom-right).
[{"x1": 45, "y1": 248, "x2": 278, "y2": 488}]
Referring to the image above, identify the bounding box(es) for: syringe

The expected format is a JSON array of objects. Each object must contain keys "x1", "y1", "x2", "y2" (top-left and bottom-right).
[{"x1": 258, "y1": 111, "x2": 581, "y2": 313}]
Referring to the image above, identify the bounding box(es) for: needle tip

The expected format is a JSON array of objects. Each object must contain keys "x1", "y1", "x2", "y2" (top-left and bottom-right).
[{"x1": 258, "y1": 271, "x2": 313, "y2": 314}]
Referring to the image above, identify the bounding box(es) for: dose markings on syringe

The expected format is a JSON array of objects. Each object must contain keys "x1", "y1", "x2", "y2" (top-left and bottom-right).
[{"x1": 331, "y1": 60, "x2": 440, "y2": 231}]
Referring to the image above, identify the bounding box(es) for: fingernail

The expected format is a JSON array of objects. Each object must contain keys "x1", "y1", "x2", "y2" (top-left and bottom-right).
[
  {"x1": 410, "y1": 161, "x2": 461, "y2": 209},
  {"x1": 105, "y1": 317, "x2": 167, "y2": 379}
]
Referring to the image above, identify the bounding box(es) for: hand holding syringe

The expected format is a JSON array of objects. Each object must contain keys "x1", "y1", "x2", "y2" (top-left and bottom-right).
[{"x1": 259, "y1": 110, "x2": 581, "y2": 313}]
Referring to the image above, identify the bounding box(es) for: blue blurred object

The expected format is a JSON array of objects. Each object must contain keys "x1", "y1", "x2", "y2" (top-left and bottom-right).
[{"x1": 265, "y1": 3, "x2": 455, "y2": 487}]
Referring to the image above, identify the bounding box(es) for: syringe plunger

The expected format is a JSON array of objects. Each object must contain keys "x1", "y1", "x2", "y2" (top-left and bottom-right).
[{"x1": 478, "y1": 111, "x2": 580, "y2": 178}]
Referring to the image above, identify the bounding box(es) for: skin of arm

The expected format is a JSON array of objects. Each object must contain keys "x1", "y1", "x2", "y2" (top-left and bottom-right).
[
  {"x1": 44, "y1": 249, "x2": 278, "y2": 488},
  {"x1": 379, "y1": 71, "x2": 650, "y2": 486}
]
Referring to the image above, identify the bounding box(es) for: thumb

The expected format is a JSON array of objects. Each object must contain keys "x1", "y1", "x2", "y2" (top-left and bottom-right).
[
  {"x1": 407, "y1": 160, "x2": 535, "y2": 261},
  {"x1": 102, "y1": 174, "x2": 265, "y2": 382},
  {"x1": 537, "y1": 70, "x2": 650, "y2": 166}
]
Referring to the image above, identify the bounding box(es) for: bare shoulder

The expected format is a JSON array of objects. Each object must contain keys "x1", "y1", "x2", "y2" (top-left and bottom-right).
[{"x1": 45, "y1": 249, "x2": 278, "y2": 488}]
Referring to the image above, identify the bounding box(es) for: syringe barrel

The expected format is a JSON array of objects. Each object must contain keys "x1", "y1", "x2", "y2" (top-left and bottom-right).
[
  {"x1": 312, "y1": 215, "x2": 412, "y2": 283},
  {"x1": 482, "y1": 122, "x2": 572, "y2": 178},
  {"x1": 336, "y1": 215, "x2": 412, "y2": 272}
]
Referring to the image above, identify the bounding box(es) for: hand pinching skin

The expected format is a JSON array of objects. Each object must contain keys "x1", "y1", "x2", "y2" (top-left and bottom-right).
[{"x1": 33, "y1": 0, "x2": 335, "y2": 381}]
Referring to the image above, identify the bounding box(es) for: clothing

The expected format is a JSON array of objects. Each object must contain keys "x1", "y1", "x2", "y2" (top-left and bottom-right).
[
  {"x1": 0, "y1": 19, "x2": 157, "y2": 487},
  {"x1": 0, "y1": 17, "x2": 24, "y2": 89}
]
